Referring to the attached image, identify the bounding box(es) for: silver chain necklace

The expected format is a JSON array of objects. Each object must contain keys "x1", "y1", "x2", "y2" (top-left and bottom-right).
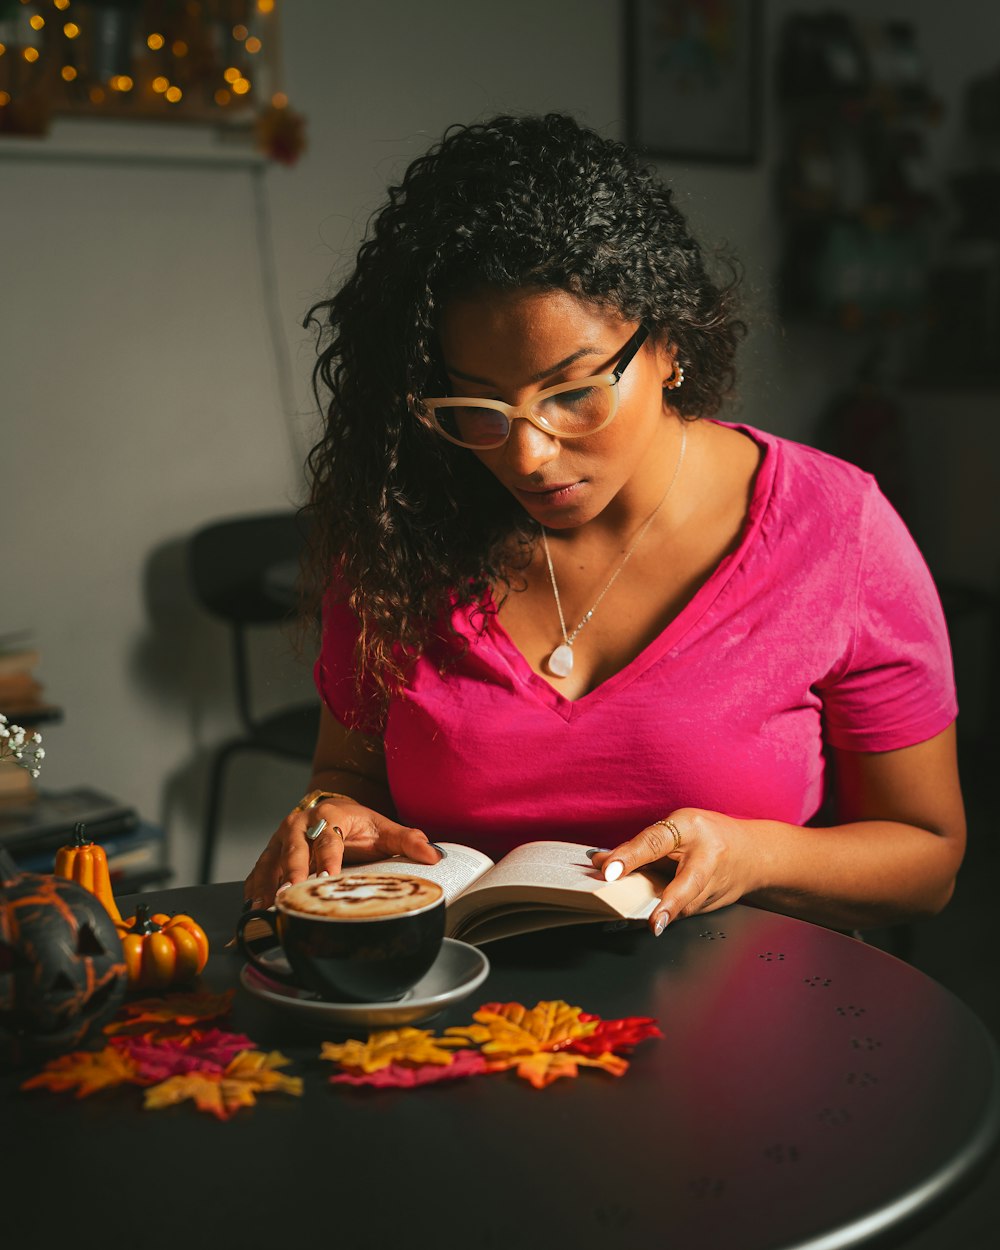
[{"x1": 540, "y1": 425, "x2": 687, "y2": 678}]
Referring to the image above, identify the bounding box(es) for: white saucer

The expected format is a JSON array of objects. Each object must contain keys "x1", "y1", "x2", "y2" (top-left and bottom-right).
[{"x1": 239, "y1": 938, "x2": 491, "y2": 1030}]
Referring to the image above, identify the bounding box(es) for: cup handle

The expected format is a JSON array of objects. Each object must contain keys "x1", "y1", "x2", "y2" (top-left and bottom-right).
[{"x1": 235, "y1": 907, "x2": 297, "y2": 986}]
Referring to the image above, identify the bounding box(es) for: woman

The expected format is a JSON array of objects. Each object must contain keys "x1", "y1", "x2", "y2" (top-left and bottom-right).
[{"x1": 244, "y1": 113, "x2": 964, "y2": 936}]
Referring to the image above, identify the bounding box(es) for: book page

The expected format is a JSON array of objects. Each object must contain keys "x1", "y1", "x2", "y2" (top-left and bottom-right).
[
  {"x1": 446, "y1": 841, "x2": 666, "y2": 938},
  {"x1": 235, "y1": 842, "x2": 494, "y2": 944},
  {"x1": 336, "y1": 842, "x2": 493, "y2": 904}
]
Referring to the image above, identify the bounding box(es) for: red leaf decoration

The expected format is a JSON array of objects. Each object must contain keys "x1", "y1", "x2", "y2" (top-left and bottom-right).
[{"x1": 567, "y1": 1016, "x2": 663, "y2": 1056}]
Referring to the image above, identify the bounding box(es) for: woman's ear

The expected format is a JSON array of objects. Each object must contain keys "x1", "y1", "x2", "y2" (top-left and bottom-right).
[{"x1": 654, "y1": 338, "x2": 684, "y2": 391}]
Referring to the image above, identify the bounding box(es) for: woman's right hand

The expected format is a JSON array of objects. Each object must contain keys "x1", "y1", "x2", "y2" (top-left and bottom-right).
[{"x1": 243, "y1": 793, "x2": 442, "y2": 908}]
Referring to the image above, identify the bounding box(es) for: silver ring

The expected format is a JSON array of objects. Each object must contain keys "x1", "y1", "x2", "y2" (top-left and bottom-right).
[{"x1": 305, "y1": 818, "x2": 327, "y2": 842}]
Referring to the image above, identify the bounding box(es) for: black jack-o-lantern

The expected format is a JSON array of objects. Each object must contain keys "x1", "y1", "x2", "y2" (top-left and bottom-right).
[{"x1": 0, "y1": 867, "x2": 129, "y2": 1067}]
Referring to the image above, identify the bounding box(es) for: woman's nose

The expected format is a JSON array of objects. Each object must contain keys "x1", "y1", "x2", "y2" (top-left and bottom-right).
[{"x1": 502, "y1": 415, "x2": 561, "y2": 474}]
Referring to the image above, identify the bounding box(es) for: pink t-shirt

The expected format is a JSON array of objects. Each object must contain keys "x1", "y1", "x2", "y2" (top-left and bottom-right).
[{"x1": 315, "y1": 424, "x2": 957, "y2": 859}]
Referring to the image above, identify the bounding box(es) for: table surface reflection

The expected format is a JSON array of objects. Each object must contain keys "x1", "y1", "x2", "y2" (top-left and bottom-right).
[{"x1": 4, "y1": 882, "x2": 998, "y2": 1250}]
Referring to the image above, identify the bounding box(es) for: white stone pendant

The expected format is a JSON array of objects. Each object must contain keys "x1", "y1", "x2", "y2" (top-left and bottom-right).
[{"x1": 546, "y1": 644, "x2": 574, "y2": 677}]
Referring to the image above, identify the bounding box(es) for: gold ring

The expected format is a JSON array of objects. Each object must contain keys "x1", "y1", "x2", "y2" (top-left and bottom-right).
[
  {"x1": 295, "y1": 789, "x2": 353, "y2": 813},
  {"x1": 653, "y1": 818, "x2": 682, "y2": 852}
]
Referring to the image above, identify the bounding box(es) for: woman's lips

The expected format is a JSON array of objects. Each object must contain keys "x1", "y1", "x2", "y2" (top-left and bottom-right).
[{"x1": 513, "y1": 481, "x2": 583, "y2": 506}]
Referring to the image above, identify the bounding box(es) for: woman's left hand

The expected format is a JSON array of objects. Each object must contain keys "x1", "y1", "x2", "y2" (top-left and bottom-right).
[{"x1": 590, "y1": 808, "x2": 761, "y2": 935}]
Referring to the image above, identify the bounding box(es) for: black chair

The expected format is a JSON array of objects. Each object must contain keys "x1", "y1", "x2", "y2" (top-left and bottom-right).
[{"x1": 188, "y1": 512, "x2": 320, "y2": 884}]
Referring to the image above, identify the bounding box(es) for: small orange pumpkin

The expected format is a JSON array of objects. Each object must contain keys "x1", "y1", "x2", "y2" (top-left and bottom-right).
[
  {"x1": 114, "y1": 903, "x2": 210, "y2": 989},
  {"x1": 54, "y1": 823, "x2": 122, "y2": 924}
]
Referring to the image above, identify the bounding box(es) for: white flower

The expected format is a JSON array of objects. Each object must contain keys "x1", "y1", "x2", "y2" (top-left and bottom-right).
[{"x1": 0, "y1": 719, "x2": 43, "y2": 777}]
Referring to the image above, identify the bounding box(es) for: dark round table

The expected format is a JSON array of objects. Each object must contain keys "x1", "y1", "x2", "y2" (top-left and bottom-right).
[{"x1": 4, "y1": 882, "x2": 998, "y2": 1250}]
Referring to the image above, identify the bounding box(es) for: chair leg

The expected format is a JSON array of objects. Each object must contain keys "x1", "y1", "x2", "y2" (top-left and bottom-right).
[{"x1": 201, "y1": 740, "x2": 243, "y2": 885}]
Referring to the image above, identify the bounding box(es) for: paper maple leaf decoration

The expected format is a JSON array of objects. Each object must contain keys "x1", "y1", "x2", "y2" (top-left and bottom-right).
[
  {"x1": 321, "y1": 1000, "x2": 661, "y2": 1091},
  {"x1": 111, "y1": 1029, "x2": 258, "y2": 1080},
  {"x1": 444, "y1": 1000, "x2": 628, "y2": 1088},
  {"x1": 22, "y1": 1014, "x2": 300, "y2": 1119},
  {"x1": 103, "y1": 991, "x2": 235, "y2": 1036},
  {"x1": 329, "y1": 1049, "x2": 488, "y2": 1089},
  {"x1": 143, "y1": 1051, "x2": 302, "y2": 1120},
  {"x1": 21, "y1": 1045, "x2": 141, "y2": 1098},
  {"x1": 320, "y1": 1027, "x2": 463, "y2": 1074}
]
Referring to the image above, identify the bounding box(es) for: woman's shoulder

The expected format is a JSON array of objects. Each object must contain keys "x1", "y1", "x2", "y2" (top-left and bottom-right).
[{"x1": 719, "y1": 420, "x2": 880, "y2": 520}]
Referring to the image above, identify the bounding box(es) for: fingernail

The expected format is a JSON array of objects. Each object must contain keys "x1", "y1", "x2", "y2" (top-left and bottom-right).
[
  {"x1": 318, "y1": 870, "x2": 330, "y2": 878},
  {"x1": 652, "y1": 911, "x2": 670, "y2": 937},
  {"x1": 586, "y1": 848, "x2": 609, "y2": 859},
  {"x1": 276, "y1": 881, "x2": 290, "y2": 895},
  {"x1": 430, "y1": 843, "x2": 445, "y2": 855},
  {"x1": 603, "y1": 860, "x2": 624, "y2": 883}
]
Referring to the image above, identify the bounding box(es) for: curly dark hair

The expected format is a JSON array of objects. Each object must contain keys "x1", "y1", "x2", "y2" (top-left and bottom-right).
[{"x1": 301, "y1": 112, "x2": 746, "y2": 710}]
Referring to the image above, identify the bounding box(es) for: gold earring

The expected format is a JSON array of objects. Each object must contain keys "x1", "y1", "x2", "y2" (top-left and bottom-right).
[{"x1": 666, "y1": 362, "x2": 685, "y2": 391}]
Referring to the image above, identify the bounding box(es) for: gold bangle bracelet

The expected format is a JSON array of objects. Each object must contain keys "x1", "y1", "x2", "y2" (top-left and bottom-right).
[{"x1": 295, "y1": 789, "x2": 356, "y2": 814}]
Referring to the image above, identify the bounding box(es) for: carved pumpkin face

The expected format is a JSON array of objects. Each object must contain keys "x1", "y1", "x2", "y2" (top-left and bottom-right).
[{"x1": 0, "y1": 872, "x2": 128, "y2": 1065}]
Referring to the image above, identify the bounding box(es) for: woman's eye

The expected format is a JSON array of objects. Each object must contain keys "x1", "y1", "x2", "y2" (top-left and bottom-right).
[{"x1": 543, "y1": 386, "x2": 598, "y2": 409}]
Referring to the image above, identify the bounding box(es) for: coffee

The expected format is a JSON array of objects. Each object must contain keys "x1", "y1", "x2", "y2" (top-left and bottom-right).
[
  {"x1": 280, "y1": 874, "x2": 443, "y2": 920},
  {"x1": 236, "y1": 871, "x2": 446, "y2": 1002}
]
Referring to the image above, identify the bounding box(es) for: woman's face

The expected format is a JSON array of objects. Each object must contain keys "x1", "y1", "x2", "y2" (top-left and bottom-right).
[{"x1": 436, "y1": 287, "x2": 678, "y2": 531}]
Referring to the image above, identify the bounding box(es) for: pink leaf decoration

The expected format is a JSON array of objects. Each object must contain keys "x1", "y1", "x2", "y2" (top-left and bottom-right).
[
  {"x1": 330, "y1": 1049, "x2": 488, "y2": 1088},
  {"x1": 112, "y1": 1029, "x2": 258, "y2": 1082}
]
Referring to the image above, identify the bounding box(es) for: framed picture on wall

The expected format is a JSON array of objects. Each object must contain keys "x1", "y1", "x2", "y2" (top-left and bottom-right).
[{"x1": 625, "y1": 0, "x2": 762, "y2": 163}]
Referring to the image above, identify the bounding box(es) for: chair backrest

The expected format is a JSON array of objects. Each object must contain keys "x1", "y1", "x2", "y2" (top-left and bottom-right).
[{"x1": 188, "y1": 511, "x2": 310, "y2": 625}]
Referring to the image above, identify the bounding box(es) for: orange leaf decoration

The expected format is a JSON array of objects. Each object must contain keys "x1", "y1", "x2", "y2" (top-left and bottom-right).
[
  {"x1": 104, "y1": 990, "x2": 234, "y2": 1034},
  {"x1": 320, "y1": 1028, "x2": 461, "y2": 1075},
  {"x1": 490, "y1": 1049, "x2": 630, "y2": 1089},
  {"x1": 444, "y1": 1000, "x2": 599, "y2": 1059},
  {"x1": 21, "y1": 1045, "x2": 141, "y2": 1098},
  {"x1": 143, "y1": 1050, "x2": 301, "y2": 1120}
]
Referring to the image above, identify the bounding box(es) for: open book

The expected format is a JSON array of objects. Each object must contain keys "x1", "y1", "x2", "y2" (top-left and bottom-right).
[{"x1": 247, "y1": 842, "x2": 667, "y2": 946}]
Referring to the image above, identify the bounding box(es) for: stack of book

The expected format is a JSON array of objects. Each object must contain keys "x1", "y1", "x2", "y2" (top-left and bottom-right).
[
  {"x1": 0, "y1": 787, "x2": 171, "y2": 893},
  {"x1": 0, "y1": 632, "x2": 60, "y2": 723}
]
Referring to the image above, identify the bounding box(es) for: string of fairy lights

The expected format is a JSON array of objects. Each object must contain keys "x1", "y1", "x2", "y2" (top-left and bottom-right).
[{"x1": 0, "y1": 0, "x2": 290, "y2": 126}]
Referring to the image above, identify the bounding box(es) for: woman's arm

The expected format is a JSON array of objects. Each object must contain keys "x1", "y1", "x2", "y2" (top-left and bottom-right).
[
  {"x1": 592, "y1": 723, "x2": 966, "y2": 933},
  {"x1": 243, "y1": 706, "x2": 440, "y2": 906}
]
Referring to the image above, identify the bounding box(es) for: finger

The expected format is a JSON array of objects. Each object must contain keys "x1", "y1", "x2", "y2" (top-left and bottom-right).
[
  {"x1": 244, "y1": 838, "x2": 284, "y2": 907},
  {"x1": 308, "y1": 822, "x2": 348, "y2": 876},
  {"x1": 278, "y1": 815, "x2": 314, "y2": 890},
  {"x1": 359, "y1": 818, "x2": 441, "y2": 865},
  {"x1": 597, "y1": 818, "x2": 684, "y2": 882},
  {"x1": 649, "y1": 862, "x2": 711, "y2": 935}
]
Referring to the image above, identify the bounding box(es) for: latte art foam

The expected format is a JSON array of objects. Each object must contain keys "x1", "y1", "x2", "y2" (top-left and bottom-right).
[{"x1": 279, "y1": 873, "x2": 443, "y2": 919}]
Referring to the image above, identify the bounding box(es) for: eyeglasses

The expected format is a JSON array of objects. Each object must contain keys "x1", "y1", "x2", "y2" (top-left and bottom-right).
[{"x1": 412, "y1": 324, "x2": 650, "y2": 450}]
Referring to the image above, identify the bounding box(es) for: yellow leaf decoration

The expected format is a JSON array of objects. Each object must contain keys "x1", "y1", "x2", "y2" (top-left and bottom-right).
[
  {"x1": 444, "y1": 1000, "x2": 599, "y2": 1060},
  {"x1": 21, "y1": 1045, "x2": 141, "y2": 1098},
  {"x1": 143, "y1": 1049, "x2": 301, "y2": 1119},
  {"x1": 320, "y1": 1028, "x2": 461, "y2": 1074}
]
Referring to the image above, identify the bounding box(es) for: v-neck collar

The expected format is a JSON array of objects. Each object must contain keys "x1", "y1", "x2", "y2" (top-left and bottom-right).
[{"x1": 480, "y1": 423, "x2": 778, "y2": 723}]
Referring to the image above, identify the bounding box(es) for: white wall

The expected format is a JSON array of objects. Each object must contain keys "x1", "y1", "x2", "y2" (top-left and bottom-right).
[{"x1": 1, "y1": 0, "x2": 995, "y2": 887}]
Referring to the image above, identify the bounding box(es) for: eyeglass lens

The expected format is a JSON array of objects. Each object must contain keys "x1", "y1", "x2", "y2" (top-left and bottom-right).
[{"x1": 437, "y1": 383, "x2": 612, "y2": 448}]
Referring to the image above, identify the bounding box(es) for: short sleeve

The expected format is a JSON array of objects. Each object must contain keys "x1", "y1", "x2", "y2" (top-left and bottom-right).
[
  {"x1": 312, "y1": 584, "x2": 384, "y2": 736},
  {"x1": 820, "y1": 483, "x2": 957, "y2": 752}
]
